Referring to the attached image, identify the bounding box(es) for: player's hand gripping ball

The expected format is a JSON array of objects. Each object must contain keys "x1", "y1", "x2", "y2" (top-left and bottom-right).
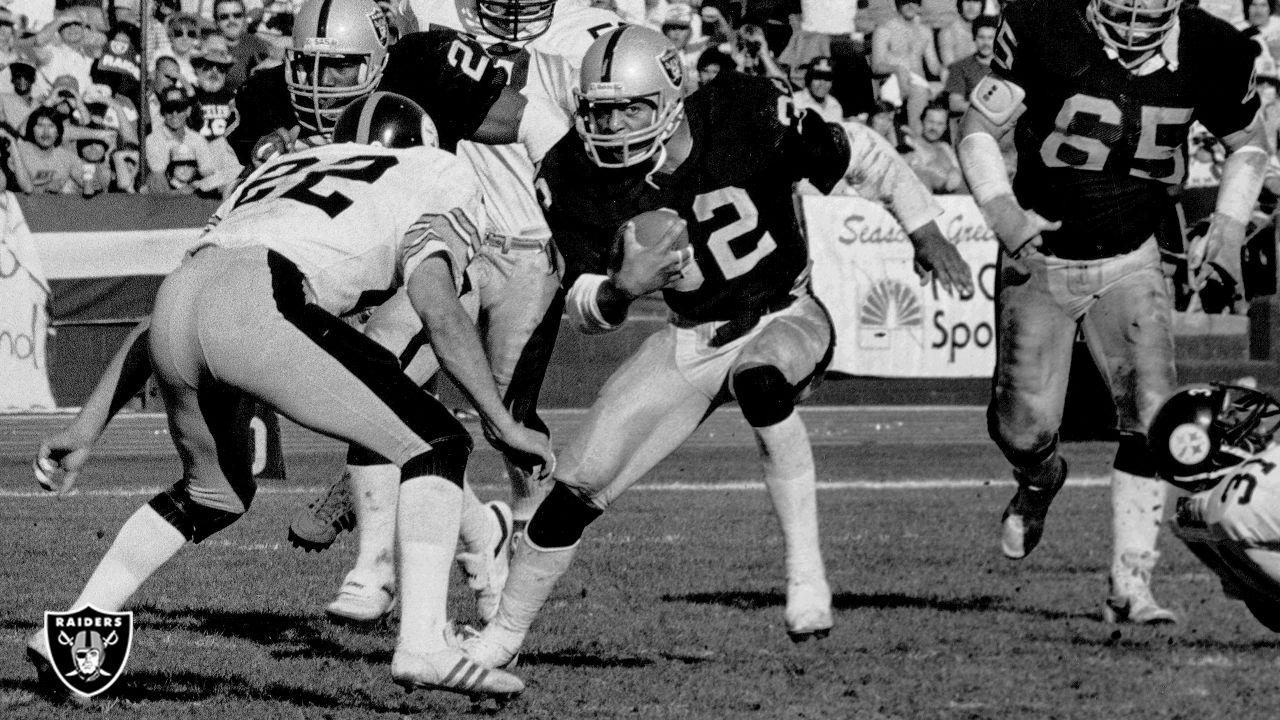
[{"x1": 610, "y1": 208, "x2": 702, "y2": 295}]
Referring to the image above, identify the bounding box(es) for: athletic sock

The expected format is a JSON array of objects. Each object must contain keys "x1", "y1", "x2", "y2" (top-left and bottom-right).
[
  {"x1": 348, "y1": 463, "x2": 399, "y2": 590},
  {"x1": 396, "y1": 474, "x2": 462, "y2": 655},
  {"x1": 72, "y1": 504, "x2": 187, "y2": 612}
]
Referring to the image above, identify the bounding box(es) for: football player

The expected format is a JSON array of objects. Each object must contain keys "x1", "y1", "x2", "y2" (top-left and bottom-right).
[
  {"x1": 26, "y1": 93, "x2": 549, "y2": 700},
  {"x1": 286, "y1": 0, "x2": 623, "y2": 625},
  {"x1": 459, "y1": 26, "x2": 973, "y2": 666},
  {"x1": 1148, "y1": 383, "x2": 1280, "y2": 631},
  {"x1": 956, "y1": 0, "x2": 1270, "y2": 623}
]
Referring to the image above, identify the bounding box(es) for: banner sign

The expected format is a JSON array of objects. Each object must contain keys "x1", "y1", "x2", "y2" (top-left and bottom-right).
[
  {"x1": 806, "y1": 194, "x2": 999, "y2": 378},
  {"x1": 0, "y1": 193, "x2": 56, "y2": 409}
]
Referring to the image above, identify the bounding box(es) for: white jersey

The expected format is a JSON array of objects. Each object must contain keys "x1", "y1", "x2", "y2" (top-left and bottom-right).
[
  {"x1": 411, "y1": 0, "x2": 620, "y2": 241},
  {"x1": 203, "y1": 143, "x2": 485, "y2": 316}
]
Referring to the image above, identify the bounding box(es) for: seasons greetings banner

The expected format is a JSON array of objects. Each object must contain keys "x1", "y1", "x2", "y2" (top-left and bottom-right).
[
  {"x1": 806, "y1": 194, "x2": 999, "y2": 378},
  {"x1": 0, "y1": 193, "x2": 56, "y2": 409}
]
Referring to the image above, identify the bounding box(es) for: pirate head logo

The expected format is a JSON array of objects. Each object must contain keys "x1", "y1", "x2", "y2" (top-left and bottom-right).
[
  {"x1": 657, "y1": 48, "x2": 683, "y2": 91},
  {"x1": 42, "y1": 607, "x2": 133, "y2": 698},
  {"x1": 368, "y1": 9, "x2": 390, "y2": 47}
]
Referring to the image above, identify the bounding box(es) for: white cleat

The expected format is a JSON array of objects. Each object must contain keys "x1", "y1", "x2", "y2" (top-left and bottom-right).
[
  {"x1": 455, "y1": 501, "x2": 513, "y2": 623},
  {"x1": 325, "y1": 580, "x2": 395, "y2": 623},
  {"x1": 1104, "y1": 551, "x2": 1177, "y2": 625},
  {"x1": 391, "y1": 647, "x2": 524, "y2": 701},
  {"x1": 785, "y1": 579, "x2": 834, "y2": 642}
]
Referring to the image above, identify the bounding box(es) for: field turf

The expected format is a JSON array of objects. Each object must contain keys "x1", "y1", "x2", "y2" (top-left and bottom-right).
[{"x1": 0, "y1": 410, "x2": 1277, "y2": 719}]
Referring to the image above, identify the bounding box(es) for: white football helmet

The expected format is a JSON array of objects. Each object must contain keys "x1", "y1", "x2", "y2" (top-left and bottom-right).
[
  {"x1": 574, "y1": 26, "x2": 685, "y2": 169},
  {"x1": 1148, "y1": 383, "x2": 1280, "y2": 491},
  {"x1": 476, "y1": 0, "x2": 556, "y2": 42},
  {"x1": 1086, "y1": 0, "x2": 1182, "y2": 54},
  {"x1": 286, "y1": 0, "x2": 391, "y2": 135}
]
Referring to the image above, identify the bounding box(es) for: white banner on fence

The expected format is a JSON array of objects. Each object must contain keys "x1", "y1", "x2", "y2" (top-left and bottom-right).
[
  {"x1": 0, "y1": 193, "x2": 56, "y2": 410},
  {"x1": 806, "y1": 194, "x2": 999, "y2": 378}
]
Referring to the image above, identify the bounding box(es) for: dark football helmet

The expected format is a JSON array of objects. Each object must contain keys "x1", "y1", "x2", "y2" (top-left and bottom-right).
[
  {"x1": 1148, "y1": 383, "x2": 1280, "y2": 491},
  {"x1": 1087, "y1": 0, "x2": 1182, "y2": 54},
  {"x1": 476, "y1": 0, "x2": 556, "y2": 42},
  {"x1": 333, "y1": 91, "x2": 438, "y2": 148}
]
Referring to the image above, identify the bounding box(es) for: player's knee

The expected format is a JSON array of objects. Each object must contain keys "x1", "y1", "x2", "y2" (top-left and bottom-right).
[
  {"x1": 527, "y1": 482, "x2": 603, "y2": 549},
  {"x1": 402, "y1": 436, "x2": 472, "y2": 488},
  {"x1": 148, "y1": 485, "x2": 249, "y2": 543},
  {"x1": 1114, "y1": 433, "x2": 1156, "y2": 478},
  {"x1": 988, "y1": 405, "x2": 1058, "y2": 469},
  {"x1": 732, "y1": 365, "x2": 796, "y2": 428}
]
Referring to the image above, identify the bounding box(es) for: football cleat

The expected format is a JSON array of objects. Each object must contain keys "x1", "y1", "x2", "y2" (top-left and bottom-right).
[
  {"x1": 1001, "y1": 457, "x2": 1068, "y2": 560},
  {"x1": 391, "y1": 647, "x2": 524, "y2": 701},
  {"x1": 1103, "y1": 550, "x2": 1177, "y2": 624},
  {"x1": 785, "y1": 578, "x2": 834, "y2": 642},
  {"x1": 26, "y1": 630, "x2": 89, "y2": 704},
  {"x1": 288, "y1": 472, "x2": 357, "y2": 552},
  {"x1": 455, "y1": 501, "x2": 513, "y2": 623},
  {"x1": 459, "y1": 627, "x2": 522, "y2": 670},
  {"x1": 325, "y1": 579, "x2": 395, "y2": 623}
]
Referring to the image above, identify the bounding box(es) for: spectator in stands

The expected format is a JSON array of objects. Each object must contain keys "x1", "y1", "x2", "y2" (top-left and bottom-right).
[
  {"x1": 699, "y1": 1, "x2": 737, "y2": 53},
  {"x1": 871, "y1": 0, "x2": 943, "y2": 137},
  {"x1": 904, "y1": 102, "x2": 964, "y2": 193},
  {"x1": 0, "y1": 9, "x2": 24, "y2": 93},
  {"x1": 190, "y1": 36, "x2": 243, "y2": 186},
  {"x1": 145, "y1": 86, "x2": 226, "y2": 196},
  {"x1": 32, "y1": 12, "x2": 98, "y2": 98},
  {"x1": 0, "y1": 62, "x2": 38, "y2": 140},
  {"x1": 147, "y1": 55, "x2": 193, "y2": 134},
  {"x1": 734, "y1": 22, "x2": 789, "y2": 85},
  {"x1": 937, "y1": 0, "x2": 985, "y2": 69},
  {"x1": 92, "y1": 23, "x2": 143, "y2": 103},
  {"x1": 944, "y1": 15, "x2": 998, "y2": 116},
  {"x1": 662, "y1": 4, "x2": 704, "y2": 92},
  {"x1": 42, "y1": 74, "x2": 89, "y2": 129},
  {"x1": 83, "y1": 82, "x2": 139, "y2": 149},
  {"x1": 16, "y1": 106, "x2": 78, "y2": 193},
  {"x1": 793, "y1": 56, "x2": 844, "y2": 122},
  {"x1": 66, "y1": 127, "x2": 113, "y2": 196},
  {"x1": 696, "y1": 47, "x2": 734, "y2": 86},
  {"x1": 161, "y1": 13, "x2": 203, "y2": 84},
  {"x1": 1260, "y1": 75, "x2": 1280, "y2": 148},
  {"x1": 214, "y1": 0, "x2": 280, "y2": 92},
  {"x1": 1244, "y1": 0, "x2": 1280, "y2": 77},
  {"x1": 112, "y1": 142, "x2": 141, "y2": 192},
  {"x1": 257, "y1": 0, "x2": 295, "y2": 52},
  {"x1": 869, "y1": 99, "x2": 903, "y2": 150}
]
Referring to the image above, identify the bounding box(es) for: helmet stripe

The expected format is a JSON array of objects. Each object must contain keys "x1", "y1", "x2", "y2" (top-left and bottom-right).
[
  {"x1": 316, "y1": 0, "x2": 334, "y2": 38},
  {"x1": 600, "y1": 26, "x2": 627, "y2": 83},
  {"x1": 356, "y1": 92, "x2": 381, "y2": 143}
]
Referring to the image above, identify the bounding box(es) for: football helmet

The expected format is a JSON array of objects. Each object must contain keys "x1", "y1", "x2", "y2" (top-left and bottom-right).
[
  {"x1": 334, "y1": 91, "x2": 438, "y2": 148},
  {"x1": 1086, "y1": 0, "x2": 1182, "y2": 54},
  {"x1": 476, "y1": 0, "x2": 556, "y2": 42},
  {"x1": 574, "y1": 26, "x2": 685, "y2": 169},
  {"x1": 286, "y1": 0, "x2": 391, "y2": 135},
  {"x1": 1147, "y1": 383, "x2": 1280, "y2": 491}
]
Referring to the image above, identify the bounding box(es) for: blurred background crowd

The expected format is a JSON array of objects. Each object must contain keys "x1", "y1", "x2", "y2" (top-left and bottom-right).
[{"x1": 0, "y1": 0, "x2": 1276, "y2": 204}]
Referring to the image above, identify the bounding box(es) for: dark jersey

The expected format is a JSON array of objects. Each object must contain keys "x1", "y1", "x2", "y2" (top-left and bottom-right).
[
  {"x1": 193, "y1": 87, "x2": 238, "y2": 141},
  {"x1": 226, "y1": 26, "x2": 506, "y2": 165},
  {"x1": 541, "y1": 72, "x2": 813, "y2": 323},
  {"x1": 993, "y1": 0, "x2": 1259, "y2": 259}
]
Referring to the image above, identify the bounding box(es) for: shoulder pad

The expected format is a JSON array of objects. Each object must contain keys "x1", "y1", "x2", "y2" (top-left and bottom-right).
[{"x1": 970, "y1": 74, "x2": 1025, "y2": 127}]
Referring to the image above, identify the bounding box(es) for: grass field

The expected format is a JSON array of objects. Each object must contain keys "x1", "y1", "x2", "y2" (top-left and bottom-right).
[{"x1": 1, "y1": 417, "x2": 1278, "y2": 720}]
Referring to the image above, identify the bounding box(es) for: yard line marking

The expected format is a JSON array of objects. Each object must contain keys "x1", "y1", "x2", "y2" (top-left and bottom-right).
[{"x1": 0, "y1": 477, "x2": 1113, "y2": 499}]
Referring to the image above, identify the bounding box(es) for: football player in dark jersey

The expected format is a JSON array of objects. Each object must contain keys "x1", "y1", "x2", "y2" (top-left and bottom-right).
[
  {"x1": 956, "y1": 0, "x2": 1270, "y2": 623},
  {"x1": 459, "y1": 26, "x2": 973, "y2": 667}
]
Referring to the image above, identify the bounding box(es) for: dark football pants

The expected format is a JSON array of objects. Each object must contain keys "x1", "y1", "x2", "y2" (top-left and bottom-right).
[{"x1": 147, "y1": 245, "x2": 467, "y2": 516}]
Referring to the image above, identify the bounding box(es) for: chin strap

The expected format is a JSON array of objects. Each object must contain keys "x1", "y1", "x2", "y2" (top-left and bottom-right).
[{"x1": 643, "y1": 142, "x2": 668, "y2": 190}]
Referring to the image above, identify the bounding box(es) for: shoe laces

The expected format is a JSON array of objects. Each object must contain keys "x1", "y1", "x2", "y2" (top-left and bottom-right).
[{"x1": 312, "y1": 477, "x2": 353, "y2": 525}]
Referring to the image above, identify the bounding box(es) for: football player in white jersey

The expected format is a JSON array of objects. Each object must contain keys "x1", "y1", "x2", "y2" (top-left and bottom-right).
[
  {"x1": 289, "y1": 0, "x2": 622, "y2": 625},
  {"x1": 1148, "y1": 383, "x2": 1280, "y2": 631},
  {"x1": 26, "y1": 93, "x2": 549, "y2": 701}
]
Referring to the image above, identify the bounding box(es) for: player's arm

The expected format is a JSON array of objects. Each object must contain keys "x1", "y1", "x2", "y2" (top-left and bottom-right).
[
  {"x1": 956, "y1": 73, "x2": 1060, "y2": 259},
  {"x1": 1191, "y1": 32, "x2": 1271, "y2": 297},
  {"x1": 842, "y1": 121, "x2": 974, "y2": 296},
  {"x1": 566, "y1": 221, "x2": 690, "y2": 333},
  {"x1": 33, "y1": 320, "x2": 153, "y2": 495}
]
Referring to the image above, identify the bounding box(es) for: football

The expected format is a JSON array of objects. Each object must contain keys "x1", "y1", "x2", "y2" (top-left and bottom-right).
[{"x1": 627, "y1": 208, "x2": 688, "y2": 250}]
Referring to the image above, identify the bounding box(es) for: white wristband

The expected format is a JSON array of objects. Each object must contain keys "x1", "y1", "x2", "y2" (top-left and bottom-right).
[
  {"x1": 1216, "y1": 145, "x2": 1268, "y2": 225},
  {"x1": 566, "y1": 273, "x2": 621, "y2": 335},
  {"x1": 957, "y1": 132, "x2": 1014, "y2": 206}
]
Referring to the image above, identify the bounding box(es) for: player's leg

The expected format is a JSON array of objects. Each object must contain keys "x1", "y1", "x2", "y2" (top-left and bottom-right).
[
  {"x1": 728, "y1": 295, "x2": 835, "y2": 641},
  {"x1": 1080, "y1": 240, "x2": 1177, "y2": 624},
  {"x1": 988, "y1": 253, "x2": 1077, "y2": 559},
  {"x1": 466, "y1": 326, "x2": 714, "y2": 667}
]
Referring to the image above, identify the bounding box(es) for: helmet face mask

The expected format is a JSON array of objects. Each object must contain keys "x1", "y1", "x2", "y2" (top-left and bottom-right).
[
  {"x1": 476, "y1": 0, "x2": 556, "y2": 42},
  {"x1": 1087, "y1": 0, "x2": 1182, "y2": 54},
  {"x1": 574, "y1": 27, "x2": 686, "y2": 169},
  {"x1": 286, "y1": 0, "x2": 391, "y2": 136},
  {"x1": 1149, "y1": 383, "x2": 1280, "y2": 491}
]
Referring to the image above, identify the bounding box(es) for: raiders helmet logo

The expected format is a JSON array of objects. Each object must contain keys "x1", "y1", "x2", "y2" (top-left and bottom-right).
[
  {"x1": 657, "y1": 48, "x2": 683, "y2": 90},
  {"x1": 368, "y1": 9, "x2": 389, "y2": 46},
  {"x1": 41, "y1": 606, "x2": 133, "y2": 698}
]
